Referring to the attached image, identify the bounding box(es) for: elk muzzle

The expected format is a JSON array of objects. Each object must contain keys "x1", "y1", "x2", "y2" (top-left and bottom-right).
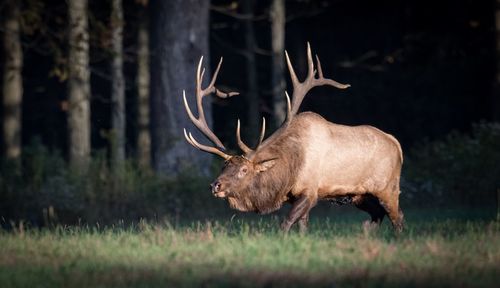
[{"x1": 210, "y1": 180, "x2": 227, "y2": 198}]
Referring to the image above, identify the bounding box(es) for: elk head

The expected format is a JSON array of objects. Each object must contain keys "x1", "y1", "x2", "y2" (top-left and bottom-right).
[
  {"x1": 183, "y1": 43, "x2": 349, "y2": 206},
  {"x1": 182, "y1": 56, "x2": 269, "y2": 202},
  {"x1": 210, "y1": 155, "x2": 277, "y2": 197}
]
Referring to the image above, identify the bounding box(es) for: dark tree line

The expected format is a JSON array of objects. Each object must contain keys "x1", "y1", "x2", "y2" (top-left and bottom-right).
[{"x1": 1, "y1": 0, "x2": 499, "y2": 177}]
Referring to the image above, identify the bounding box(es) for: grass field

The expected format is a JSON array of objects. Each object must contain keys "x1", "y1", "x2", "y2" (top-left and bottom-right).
[{"x1": 0, "y1": 207, "x2": 499, "y2": 288}]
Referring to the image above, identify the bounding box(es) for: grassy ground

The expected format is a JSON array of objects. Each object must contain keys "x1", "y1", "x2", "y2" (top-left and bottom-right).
[{"x1": 0, "y1": 207, "x2": 499, "y2": 288}]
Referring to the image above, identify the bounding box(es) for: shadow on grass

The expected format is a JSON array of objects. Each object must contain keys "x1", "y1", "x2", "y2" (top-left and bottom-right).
[
  {"x1": 1, "y1": 261, "x2": 499, "y2": 288},
  {"x1": 1, "y1": 206, "x2": 498, "y2": 288}
]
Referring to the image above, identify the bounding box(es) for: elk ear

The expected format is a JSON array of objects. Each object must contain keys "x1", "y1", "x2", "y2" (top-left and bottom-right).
[{"x1": 255, "y1": 158, "x2": 277, "y2": 173}]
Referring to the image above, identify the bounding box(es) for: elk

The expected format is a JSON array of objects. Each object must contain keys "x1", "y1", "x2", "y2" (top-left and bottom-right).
[{"x1": 182, "y1": 43, "x2": 404, "y2": 233}]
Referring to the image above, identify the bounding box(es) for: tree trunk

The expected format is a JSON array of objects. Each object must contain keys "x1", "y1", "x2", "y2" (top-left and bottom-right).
[
  {"x1": 495, "y1": 0, "x2": 500, "y2": 121},
  {"x1": 240, "y1": 0, "x2": 259, "y2": 146},
  {"x1": 270, "y1": 0, "x2": 286, "y2": 129},
  {"x1": 2, "y1": 0, "x2": 23, "y2": 160},
  {"x1": 110, "y1": 0, "x2": 125, "y2": 166},
  {"x1": 137, "y1": 4, "x2": 151, "y2": 169},
  {"x1": 67, "y1": 0, "x2": 91, "y2": 171},
  {"x1": 150, "y1": 0, "x2": 211, "y2": 174}
]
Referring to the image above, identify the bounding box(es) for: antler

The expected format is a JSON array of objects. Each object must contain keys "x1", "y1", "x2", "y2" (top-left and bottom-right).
[
  {"x1": 183, "y1": 56, "x2": 238, "y2": 159},
  {"x1": 183, "y1": 129, "x2": 231, "y2": 161},
  {"x1": 256, "y1": 43, "x2": 349, "y2": 150},
  {"x1": 285, "y1": 42, "x2": 350, "y2": 123},
  {"x1": 236, "y1": 118, "x2": 266, "y2": 154}
]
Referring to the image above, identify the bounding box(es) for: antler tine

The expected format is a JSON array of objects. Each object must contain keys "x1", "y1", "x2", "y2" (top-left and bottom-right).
[
  {"x1": 285, "y1": 50, "x2": 299, "y2": 88},
  {"x1": 215, "y1": 90, "x2": 239, "y2": 98},
  {"x1": 314, "y1": 55, "x2": 351, "y2": 89},
  {"x1": 208, "y1": 57, "x2": 223, "y2": 88},
  {"x1": 196, "y1": 56, "x2": 204, "y2": 92},
  {"x1": 196, "y1": 67, "x2": 207, "y2": 120},
  {"x1": 183, "y1": 90, "x2": 197, "y2": 125},
  {"x1": 306, "y1": 42, "x2": 315, "y2": 81},
  {"x1": 183, "y1": 128, "x2": 197, "y2": 147},
  {"x1": 184, "y1": 129, "x2": 232, "y2": 160},
  {"x1": 195, "y1": 56, "x2": 206, "y2": 122},
  {"x1": 236, "y1": 119, "x2": 252, "y2": 154},
  {"x1": 202, "y1": 57, "x2": 239, "y2": 99},
  {"x1": 256, "y1": 117, "x2": 266, "y2": 148},
  {"x1": 236, "y1": 117, "x2": 266, "y2": 154},
  {"x1": 285, "y1": 91, "x2": 292, "y2": 120},
  {"x1": 315, "y1": 55, "x2": 324, "y2": 79}
]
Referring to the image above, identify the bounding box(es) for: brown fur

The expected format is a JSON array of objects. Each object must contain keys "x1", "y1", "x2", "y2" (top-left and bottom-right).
[
  {"x1": 186, "y1": 46, "x2": 403, "y2": 233},
  {"x1": 212, "y1": 112, "x2": 404, "y2": 233},
  {"x1": 221, "y1": 124, "x2": 304, "y2": 214}
]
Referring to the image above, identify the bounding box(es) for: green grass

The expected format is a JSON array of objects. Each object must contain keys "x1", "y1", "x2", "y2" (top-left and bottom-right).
[{"x1": 0, "y1": 208, "x2": 499, "y2": 288}]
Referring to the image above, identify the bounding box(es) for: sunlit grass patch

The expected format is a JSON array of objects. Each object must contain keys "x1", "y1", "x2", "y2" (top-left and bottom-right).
[{"x1": 0, "y1": 211, "x2": 499, "y2": 287}]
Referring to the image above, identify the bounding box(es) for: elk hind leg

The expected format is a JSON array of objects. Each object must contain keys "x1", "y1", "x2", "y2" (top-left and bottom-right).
[{"x1": 377, "y1": 189, "x2": 404, "y2": 233}]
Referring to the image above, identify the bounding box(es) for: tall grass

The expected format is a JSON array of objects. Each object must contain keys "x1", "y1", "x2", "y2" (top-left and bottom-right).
[
  {"x1": 1, "y1": 211, "x2": 499, "y2": 287},
  {"x1": 1, "y1": 124, "x2": 499, "y2": 287}
]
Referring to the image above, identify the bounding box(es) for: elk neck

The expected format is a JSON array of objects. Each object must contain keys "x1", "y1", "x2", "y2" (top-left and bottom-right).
[{"x1": 234, "y1": 119, "x2": 305, "y2": 214}]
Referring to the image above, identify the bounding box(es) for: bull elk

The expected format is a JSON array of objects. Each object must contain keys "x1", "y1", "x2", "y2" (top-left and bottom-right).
[{"x1": 182, "y1": 43, "x2": 404, "y2": 233}]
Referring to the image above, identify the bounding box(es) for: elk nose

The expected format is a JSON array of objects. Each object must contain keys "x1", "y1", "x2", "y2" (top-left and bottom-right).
[{"x1": 210, "y1": 181, "x2": 222, "y2": 194}]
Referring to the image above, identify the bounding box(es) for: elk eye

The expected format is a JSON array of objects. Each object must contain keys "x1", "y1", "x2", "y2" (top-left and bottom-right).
[{"x1": 241, "y1": 167, "x2": 248, "y2": 174}]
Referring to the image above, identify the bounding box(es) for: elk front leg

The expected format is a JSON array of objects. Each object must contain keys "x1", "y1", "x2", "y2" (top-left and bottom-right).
[
  {"x1": 281, "y1": 194, "x2": 315, "y2": 233},
  {"x1": 298, "y1": 213, "x2": 309, "y2": 234}
]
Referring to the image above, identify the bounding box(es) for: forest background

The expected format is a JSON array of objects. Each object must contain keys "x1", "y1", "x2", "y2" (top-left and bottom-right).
[{"x1": 0, "y1": 0, "x2": 499, "y2": 226}]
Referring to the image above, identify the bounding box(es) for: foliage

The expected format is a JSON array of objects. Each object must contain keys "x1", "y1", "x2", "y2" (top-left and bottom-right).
[
  {"x1": 0, "y1": 141, "x2": 228, "y2": 227},
  {"x1": 402, "y1": 122, "x2": 500, "y2": 207},
  {"x1": 3, "y1": 123, "x2": 500, "y2": 226},
  {"x1": 0, "y1": 213, "x2": 499, "y2": 287}
]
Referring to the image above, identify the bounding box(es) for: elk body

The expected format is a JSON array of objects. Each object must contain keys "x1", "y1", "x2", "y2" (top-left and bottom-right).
[{"x1": 183, "y1": 44, "x2": 404, "y2": 233}]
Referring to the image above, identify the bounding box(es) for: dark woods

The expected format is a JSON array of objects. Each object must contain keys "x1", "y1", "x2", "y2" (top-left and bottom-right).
[{"x1": 0, "y1": 0, "x2": 499, "y2": 226}]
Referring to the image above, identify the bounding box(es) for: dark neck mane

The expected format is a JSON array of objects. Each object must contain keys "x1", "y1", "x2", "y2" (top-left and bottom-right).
[{"x1": 240, "y1": 129, "x2": 304, "y2": 214}]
